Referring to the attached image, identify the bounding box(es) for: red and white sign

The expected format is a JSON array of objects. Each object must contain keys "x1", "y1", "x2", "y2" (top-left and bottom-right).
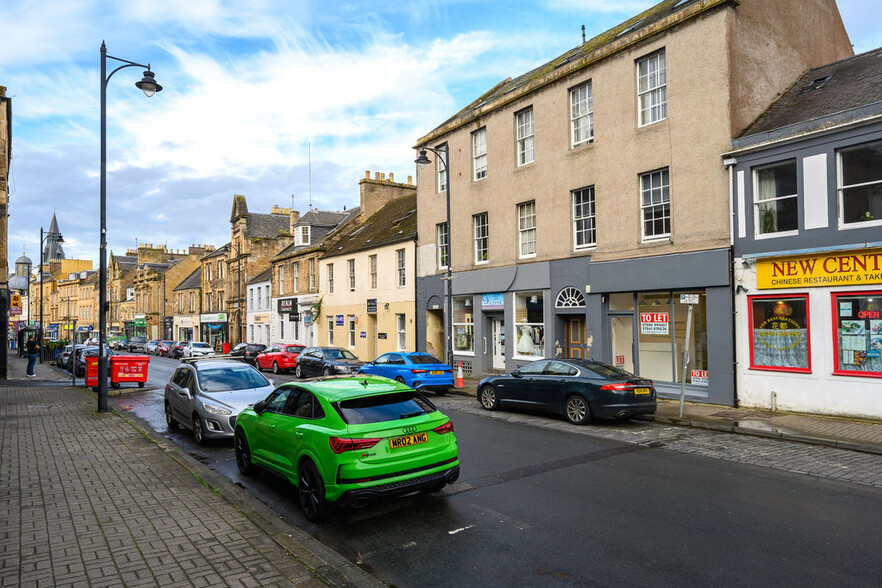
[
  {"x1": 690, "y1": 369, "x2": 709, "y2": 386},
  {"x1": 640, "y1": 312, "x2": 669, "y2": 335},
  {"x1": 615, "y1": 355, "x2": 625, "y2": 366}
]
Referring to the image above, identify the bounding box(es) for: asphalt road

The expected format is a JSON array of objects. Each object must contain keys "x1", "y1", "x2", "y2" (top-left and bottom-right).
[{"x1": 111, "y1": 353, "x2": 882, "y2": 587}]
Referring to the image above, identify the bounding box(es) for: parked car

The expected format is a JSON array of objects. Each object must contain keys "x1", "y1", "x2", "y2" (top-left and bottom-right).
[
  {"x1": 358, "y1": 352, "x2": 453, "y2": 395},
  {"x1": 233, "y1": 375, "x2": 459, "y2": 522},
  {"x1": 164, "y1": 358, "x2": 274, "y2": 445},
  {"x1": 183, "y1": 341, "x2": 216, "y2": 358},
  {"x1": 68, "y1": 346, "x2": 98, "y2": 374},
  {"x1": 294, "y1": 347, "x2": 364, "y2": 378},
  {"x1": 56, "y1": 344, "x2": 74, "y2": 368},
  {"x1": 477, "y1": 358, "x2": 657, "y2": 425},
  {"x1": 74, "y1": 347, "x2": 115, "y2": 377},
  {"x1": 84, "y1": 337, "x2": 100, "y2": 346},
  {"x1": 256, "y1": 343, "x2": 305, "y2": 374},
  {"x1": 128, "y1": 336, "x2": 148, "y2": 352},
  {"x1": 146, "y1": 340, "x2": 161, "y2": 354},
  {"x1": 155, "y1": 340, "x2": 174, "y2": 356},
  {"x1": 169, "y1": 341, "x2": 188, "y2": 359},
  {"x1": 108, "y1": 337, "x2": 128, "y2": 350},
  {"x1": 230, "y1": 343, "x2": 266, "y2": 365}
]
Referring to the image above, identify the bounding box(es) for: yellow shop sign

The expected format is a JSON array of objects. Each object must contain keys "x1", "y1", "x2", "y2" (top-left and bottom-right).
[{"x1": 757, "y1": 249, "x2": 882, "y2": 289}]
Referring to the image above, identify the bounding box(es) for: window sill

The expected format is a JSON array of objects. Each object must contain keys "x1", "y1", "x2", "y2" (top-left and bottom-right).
[
  {"x1": 519, "y1": 253, "x2": 537, "y2": 260},
  {"x1": 755, "y1": 230, "x2": 798, "y2": 240},
  {"x1": 640, "y1": 237, "x2": 671, "y2": 247},
  {"x1": 453, "y1": 350, "x2": 476, "y2": 357},
  {"x1": 838, "y1": 218, "x2": 882, "y2": 230},
  {"x1": 571, "y1": 139, "x2": 594, "y2": 150},
  {"x1": 573, "y1": 245, "x2": 596, "y2": 253}
]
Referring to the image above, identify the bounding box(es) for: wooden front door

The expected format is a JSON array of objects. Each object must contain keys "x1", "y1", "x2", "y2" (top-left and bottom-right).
[{"x1": 566, "y1": 318, "x2": 588, "y2": 358}]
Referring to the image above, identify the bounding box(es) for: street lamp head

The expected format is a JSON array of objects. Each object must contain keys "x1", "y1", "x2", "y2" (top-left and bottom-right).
[
  {"x1": 414, "y1": 149, "x2": 431, "y2": 167},
  {"x1": 135, "y1": 70, "x2": 163, "y2": 97}
]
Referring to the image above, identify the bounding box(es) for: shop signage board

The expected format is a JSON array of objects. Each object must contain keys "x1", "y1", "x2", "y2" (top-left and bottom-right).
[
  {"x1": 367, "y1": 299, "x2": 377, "y2": 313},
  {"x1": 481, "y1": 293, "x2": 504, "y2": 310},
  {"x1": 680, "y1": 293, "x2": 700, "y2": 305},
  {"x1": 756, "y1": 249, "x2": 882, "y2": 289},
  {"x1": 640, "y1": 312, "x2": 669, "y2": 335},
  {"x1": 336, "y1": 315, "x2": 344, "y2": 326},
  {"x1": 278, "y1": 298, "x2": 296, "y2": 313},
  {"x1": 200, "y1": 313, "x2": 227, "y2": 322},
  {"x1": 11, "y1": 294, "x2": 21, "y2": 307}
]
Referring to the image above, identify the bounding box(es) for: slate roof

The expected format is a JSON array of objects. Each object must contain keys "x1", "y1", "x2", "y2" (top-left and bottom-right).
[
  {"x1": 299, "y1": 209, "x2": 351, "y2": 228},
  {"x1": 322, "y1": 194, "x2": 416, "y2": 259},
  {"x1": 202, "y1": 243, "x2": 229, "y2": 261},
  {"x1": 246, "y1": 213, "x2": 290, "y2": 239},
  {"x1": 248, "y1": 267, "x2": 273, "y2": 285},
  {"x1": 735, "y1": 47, "x2": 882, "y2": 147},
  {"x1": 174, "y1": 267, "x2": 202, "y2": 291},
  {"x1": 272, "y1": 208, "x2": 361, "y2": 261},
  {"x1": 418, "y1": 0, "x2": 722, "y2": 143},
  {"x1": 112, "y1": 255, "x2": 137, "y2": 272}
]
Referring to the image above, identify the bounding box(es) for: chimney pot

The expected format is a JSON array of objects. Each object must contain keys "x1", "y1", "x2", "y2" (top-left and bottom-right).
[
  {"x1": 407, "y1": 175, "x2": 413, "y2": 185},
  {"x1": 365, "y1": 171, "x2": 370, "y2": 179},
  {"x1": 389, "y1": 172, "x2": 394, "y2": 182}
]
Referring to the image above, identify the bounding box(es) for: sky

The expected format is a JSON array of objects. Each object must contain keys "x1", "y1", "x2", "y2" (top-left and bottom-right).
[{"x1": 3, "y1": 0, "x2": 881, "y2": 267}]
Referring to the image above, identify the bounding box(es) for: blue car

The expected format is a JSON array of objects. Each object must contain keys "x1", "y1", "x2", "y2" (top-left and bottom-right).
[{"x1": 358, "y1": 352, "x2": 453, "y2": 395}]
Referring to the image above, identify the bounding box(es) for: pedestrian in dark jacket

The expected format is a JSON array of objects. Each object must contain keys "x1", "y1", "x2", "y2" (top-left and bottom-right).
[{"x1": 26, "y1": 336, "x2": 39, "y2": 377}]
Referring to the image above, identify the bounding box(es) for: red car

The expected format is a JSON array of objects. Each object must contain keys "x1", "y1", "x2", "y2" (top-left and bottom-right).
[
  {"x1": 155, "y1": 340, "x2": 175, "y2": 356},
  {"x1": 256, "y1": 343, "x2": 305, "y2": 374}
]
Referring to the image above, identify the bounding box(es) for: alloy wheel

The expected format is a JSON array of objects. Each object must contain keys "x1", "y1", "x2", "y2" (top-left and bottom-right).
[{"x1": 565, "y1": 396, "x2": 591, "y2": 425}]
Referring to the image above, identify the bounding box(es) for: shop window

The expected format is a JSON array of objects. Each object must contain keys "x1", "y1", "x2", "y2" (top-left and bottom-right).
[
  {"x1": 748, "y1": 295, "x2": 811, "y2": 373},
  {"x1": 452, "y1": 296, "x2": 474, "y2": 353},
  {"x1": 832, "y1": 291, "x2": 882, "y2": 377},
  {"x1": 673, "y1": 291, "x2": 708, "y2": 383},
  {"x1": 514, "y1": 291, "x2": 545, "y2": 358},
  {"x1": 637, "y1": 292, "x2": 673, "y2": 381}
]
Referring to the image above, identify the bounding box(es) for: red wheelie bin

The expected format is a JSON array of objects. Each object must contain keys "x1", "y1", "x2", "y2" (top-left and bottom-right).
[{"x1": 110, "y1": 355, "x2": 150, "y2": 389}]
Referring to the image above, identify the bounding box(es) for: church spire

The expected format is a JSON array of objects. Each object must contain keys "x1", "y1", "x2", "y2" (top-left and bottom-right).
[{"x1": 43, "y1": 213, "x2": 66, "y2": 261}]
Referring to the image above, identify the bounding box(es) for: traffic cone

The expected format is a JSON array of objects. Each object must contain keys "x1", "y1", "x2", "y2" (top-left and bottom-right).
[{"x1": 455, "y1": 361, "x2": 464, "y2": 388}]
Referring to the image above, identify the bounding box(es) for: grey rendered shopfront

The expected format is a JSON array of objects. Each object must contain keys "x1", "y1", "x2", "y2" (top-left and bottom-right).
[{"x1": 587, "y1": 249, "x2": 734, "y2": 405}]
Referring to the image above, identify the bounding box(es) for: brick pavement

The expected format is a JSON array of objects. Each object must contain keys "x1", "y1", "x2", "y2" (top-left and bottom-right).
[{"x1": 0, "y1": 355, "x2": 382, "y2": 587}]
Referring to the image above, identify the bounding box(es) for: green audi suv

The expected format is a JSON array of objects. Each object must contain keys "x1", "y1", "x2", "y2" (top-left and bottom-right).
[{"x1": 234, "y1": 375, "x2": 460, "y2": 522}]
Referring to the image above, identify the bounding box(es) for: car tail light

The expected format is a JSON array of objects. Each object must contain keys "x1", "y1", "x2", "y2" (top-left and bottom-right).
[
  {"x1": 433, "y1": 420, "x2": 454, "y2": 435},
  {"x1": 600, "y1": 383, "x2": 633, "y2": 392},
  {"x1": 329, "y1": 437, "x2": 381, "y2": 454},
  {"x1": 411, "y1": 369, "x2": 428, "y2": 374}
]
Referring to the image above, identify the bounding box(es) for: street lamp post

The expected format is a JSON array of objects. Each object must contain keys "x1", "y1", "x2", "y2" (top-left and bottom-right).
[
  {"x1": 99, "y1": 41, "x2": 162, "y2": 412},
  {"x1": 415, "y1": 145, "x2": 453, "y2": 367},
  {"x1": 37, "y1": 227, "x2": 63, "y2": 363},
  {"x1": 230, "y1": 242, "x2": 243, "y2": 345}
]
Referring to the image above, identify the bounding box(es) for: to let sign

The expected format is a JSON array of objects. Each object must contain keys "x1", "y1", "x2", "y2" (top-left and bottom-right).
[
  {"x1": 640, "y1": 312, "x2": 669, "y2": 335},
  {"x1": 690, "y1": 369, "x2": 709, "y2": 386}
]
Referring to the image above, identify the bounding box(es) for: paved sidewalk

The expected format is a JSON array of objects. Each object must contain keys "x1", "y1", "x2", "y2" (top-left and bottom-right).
[
  {"x1": 455, "y1": 375, "x2": 882, "y2": 455},
  {"x1": 0, "y1": 355, "x2": 382, "y2": 588}
]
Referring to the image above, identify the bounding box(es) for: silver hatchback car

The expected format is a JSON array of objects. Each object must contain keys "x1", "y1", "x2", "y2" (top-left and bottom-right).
[{"x1": 164, "y1": 358, "x2": 274, "y2": 444}]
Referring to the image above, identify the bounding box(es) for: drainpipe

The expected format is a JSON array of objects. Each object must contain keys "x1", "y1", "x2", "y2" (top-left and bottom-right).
[{"x1": 724, "y1": 157, "x2": 739, "y2": 408}]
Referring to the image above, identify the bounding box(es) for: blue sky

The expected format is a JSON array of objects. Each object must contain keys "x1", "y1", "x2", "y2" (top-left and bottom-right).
[{"x1": 2, "y1": 0, "x2": 880, "y2": 266}]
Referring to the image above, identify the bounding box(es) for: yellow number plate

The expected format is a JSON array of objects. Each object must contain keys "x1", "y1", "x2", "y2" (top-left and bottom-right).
[
  {"x1": 389, "y1": 432, "x2": 428, "y2": 449},
  {"x1": 429, "y1": 370, "x2": 443, "y2": 375},
  {"x1": 634, "y1": 387, "x2": 651, "y2": 395}
]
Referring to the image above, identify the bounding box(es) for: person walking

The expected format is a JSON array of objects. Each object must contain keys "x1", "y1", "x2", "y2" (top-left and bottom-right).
[{"x1": 26, "y1": 335, "x2": 40, "y2": 377}]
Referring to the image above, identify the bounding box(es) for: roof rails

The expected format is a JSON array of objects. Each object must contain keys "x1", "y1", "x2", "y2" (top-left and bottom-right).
[{"x1": 180, "y1": 355, "x2": 249, "y2": 365}]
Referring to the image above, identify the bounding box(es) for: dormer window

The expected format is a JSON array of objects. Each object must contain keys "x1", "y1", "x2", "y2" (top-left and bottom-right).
[{"x1": 296, "y1": 225, "x2": 311, "y2": 246}]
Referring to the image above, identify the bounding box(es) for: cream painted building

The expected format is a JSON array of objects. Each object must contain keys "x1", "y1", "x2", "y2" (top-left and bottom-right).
[
  {"x1": 318, "y1": 174, "x2": 417, "y2": 360},
  {"x1": 413, "y1": 0, "x2": 853, "y2": 405}
]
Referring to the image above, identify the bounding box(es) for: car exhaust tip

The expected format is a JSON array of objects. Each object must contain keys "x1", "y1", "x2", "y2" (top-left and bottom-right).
[
  {"x1": 615, "y1": 411, "x2": 632, "y2": 420},
  {"x1": 446, "y1": 469, "x2": 460, "y2": 484},
  {"x1": 350, "y1": 496, "x2": 371, "y2": 509}
]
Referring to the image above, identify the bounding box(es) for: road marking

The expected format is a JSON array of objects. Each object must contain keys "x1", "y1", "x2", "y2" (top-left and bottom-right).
[{"x1": 448, "y1": 525, "x2": 475, "y2": 535}]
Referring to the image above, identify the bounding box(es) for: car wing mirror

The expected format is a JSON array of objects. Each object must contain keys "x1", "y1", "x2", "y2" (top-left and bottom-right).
[
  {"x1": 253, "y1": 400, "x2": 266, "y2": 414},
  {"x1": 512, "y1": 370, "x2": 521, "y2": 378}
]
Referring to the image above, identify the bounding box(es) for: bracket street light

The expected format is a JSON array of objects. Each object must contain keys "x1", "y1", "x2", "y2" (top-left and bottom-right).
[
  {"x1": 37, "y1": 228, "x2": 63, "y2": 363},
  {"x1": 415, "y1": 145, "x2": 453, "y2": 367},
  {"x1": 99, "y1": 41, "x2": 162, "y2": 413}
]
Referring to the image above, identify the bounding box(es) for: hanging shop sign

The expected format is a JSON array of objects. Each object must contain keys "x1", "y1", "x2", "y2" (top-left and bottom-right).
[
  {"x1": 278, "y1": 298, "x2": 297, "y2": 313},
  {"x1": 640, "y1": 312, "x2": 669, "y2": 335},
  {"x1": 757, "y1": 249, "x2": 882, "y2": 289}
]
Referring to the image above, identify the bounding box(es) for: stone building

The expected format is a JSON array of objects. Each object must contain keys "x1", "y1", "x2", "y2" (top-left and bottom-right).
[{"x1": 413, "y1": 0, "x2": 853, "y2": 405}]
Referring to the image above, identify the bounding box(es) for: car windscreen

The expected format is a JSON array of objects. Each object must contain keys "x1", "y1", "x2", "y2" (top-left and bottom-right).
[
  {"x1": 408, "y1": 354, "x2": 443, "y2": 365},
  {"x1": 284, "y1": 346, "x2": 304, "y2": 353},
  {"x1": 336, "y1": 391, "x2": 436, "y2": 424},
  {"x1": 325, "y1": 348, "x2": 357, "y2": 360},
  {"x1": 192, "y1": 343, "x2": 210, "y2": 348},
  {"x1": 197, "y1": 366, "x2": 269, "y2": 392}
]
